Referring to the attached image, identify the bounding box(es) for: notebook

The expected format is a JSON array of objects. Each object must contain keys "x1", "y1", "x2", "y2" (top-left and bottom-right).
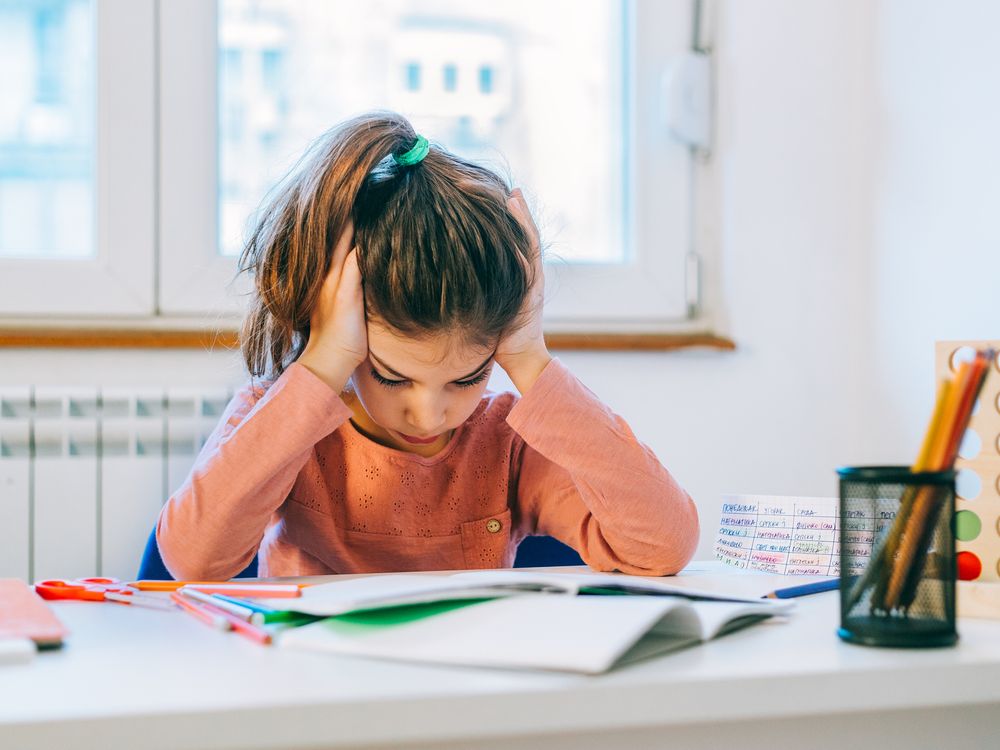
[
  {"x1": 270, "y1": 571, "x2": 792, "y2": 674},
  {"x1": 255, "y1": 569, "x2": 777, "y2": 616},
  {"x1": 0, "y1": 578, "x2": 68, "y2": 654}
]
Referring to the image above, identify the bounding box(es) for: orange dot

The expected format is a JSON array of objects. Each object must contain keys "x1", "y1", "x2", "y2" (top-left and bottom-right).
[{"x1": 957, "y1": 551, "x2": 982, "y2": 581}]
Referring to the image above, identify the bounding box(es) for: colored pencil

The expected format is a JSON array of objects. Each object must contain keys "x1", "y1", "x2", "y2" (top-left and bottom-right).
[
  {"x1": 764, "y1": 578, "x2": 840, "y2": 599},
  {"x1": 131, "y1": 580, "x2": 309, "y2": 593},
  {"x1": 183, "y1": 583, "x2": 301, "y2": 598}
]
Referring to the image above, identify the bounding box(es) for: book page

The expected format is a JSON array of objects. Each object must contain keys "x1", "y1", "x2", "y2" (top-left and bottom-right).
[
  {"x1": 451, "y1": 569, "x2": 775, "y2": 604},
  {"x1": 714, "y1": 494, "x2": 897, "y2": 576},
  {"x1": 279, "y1": 594, "x2": 792, "y2": 674},
  {"x1": 254, "y1": 574, "x2": 530, "y2": 616},
  {"x1": 280, "y1": 596, "x2": 702, "y2": 674}
]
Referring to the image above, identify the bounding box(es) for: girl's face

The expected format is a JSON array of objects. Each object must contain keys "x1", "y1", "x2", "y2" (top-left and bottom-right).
[{"x1": 348, "y1": 322, "x2": 496, "y2": 457}]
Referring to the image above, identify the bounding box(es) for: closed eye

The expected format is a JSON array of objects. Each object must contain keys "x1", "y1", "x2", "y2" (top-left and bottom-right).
[
  {"x1": 370, "y1": 368, "x2": 406, "y2": 388},
  {"x1": 454, "y1": 369, "x2": 490, "y2": 388},
  {"x1": 369, "y1": 367, "x2": 491, "y2": 389}
]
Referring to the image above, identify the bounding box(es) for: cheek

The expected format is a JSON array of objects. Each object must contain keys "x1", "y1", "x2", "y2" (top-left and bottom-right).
[
  {"x1": 448, "y1": 384, "x2": 490, "y2": 423},
  {"x1": 350, "y1": 377, "x2": 396, "y2": 421}
]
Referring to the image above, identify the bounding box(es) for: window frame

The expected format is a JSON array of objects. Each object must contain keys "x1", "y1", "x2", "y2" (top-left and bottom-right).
[
  {"x1": 157, "y1": 0, "x2": 700, "y2": 330},
  {"x1": 0, "y1": 0, "x2": 156, "y2": 317},
  {"x1": 1, "y1": 0, "x2": 710, "y2": 335}
]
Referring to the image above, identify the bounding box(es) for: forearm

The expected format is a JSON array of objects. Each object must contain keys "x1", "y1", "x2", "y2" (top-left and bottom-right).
[
  {"x1": 157, "y1": 363, "x2": 353, "y2": 579},
  {"x1": 509, "y1": 360, "x2": 700, "y2": 575}
]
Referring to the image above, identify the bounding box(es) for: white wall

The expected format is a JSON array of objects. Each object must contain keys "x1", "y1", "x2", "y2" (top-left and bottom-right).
[
  {"x1": 3, "y1": 0, "x2": 998, "y2": 560},
  {"x1": 868, "y1": 0, "x2": 1000, "y2": 454}
]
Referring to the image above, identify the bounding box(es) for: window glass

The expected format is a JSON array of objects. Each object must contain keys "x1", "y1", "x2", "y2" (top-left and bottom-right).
[
  {"x1": 218, "y1": 0, "x2": 625, "y2": 263},
  {"x1": 0, "y1": 0, "x2": 94, "y2": 259}
]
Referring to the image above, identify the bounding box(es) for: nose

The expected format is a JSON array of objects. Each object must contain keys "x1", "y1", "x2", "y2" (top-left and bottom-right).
[{"x1": 404, "y1": 391, "x2": 447, "y2": 436}]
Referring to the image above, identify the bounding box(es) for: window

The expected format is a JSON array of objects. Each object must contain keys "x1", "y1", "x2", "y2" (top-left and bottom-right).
[
  {"x1": 442, "y1": 63, "x2": 457, "y2": 93},
  {"x1": 479, "y1": 65, "x2": 494, "y2": 95},
  {"x1": 0, "y1": 0, "x2": 93, "y2": 260},
  {"x1": 0, "y1": 0, "x2": 155, "y2": 316},
  {"x1": 2, "y1": 0, "x2": 703, "y2": 331},
  {"x1": 405, "y1": 62, "x2": 421, "y2": 92}
]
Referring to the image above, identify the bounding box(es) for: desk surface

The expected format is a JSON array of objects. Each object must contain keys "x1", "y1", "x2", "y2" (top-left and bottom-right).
[{"x1": 3, "y1": 563, "x2": 1000, "y2": 750}]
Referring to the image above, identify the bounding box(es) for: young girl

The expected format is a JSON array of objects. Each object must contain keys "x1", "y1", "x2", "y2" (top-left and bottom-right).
[{"x1": 157, "y1": 112, "x2": 699, "y2": 580}]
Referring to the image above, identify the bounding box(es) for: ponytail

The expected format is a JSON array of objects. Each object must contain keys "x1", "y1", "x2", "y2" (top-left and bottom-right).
[{"x1": 238, "y1": 111, "x2": 532, "y2": 379}]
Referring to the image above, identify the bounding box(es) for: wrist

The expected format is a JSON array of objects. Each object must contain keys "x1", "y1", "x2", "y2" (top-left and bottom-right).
[
  {"x1": 297, "y1": 347, "x2": 360, "y2": 394},
  {"x1": 499, "y1": 347, "x2": 552, "y2": 395}
]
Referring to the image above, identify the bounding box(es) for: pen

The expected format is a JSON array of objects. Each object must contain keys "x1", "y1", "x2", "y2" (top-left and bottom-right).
[{"x1": 763, "y1": 578, "x2": 840, "y2": 599}]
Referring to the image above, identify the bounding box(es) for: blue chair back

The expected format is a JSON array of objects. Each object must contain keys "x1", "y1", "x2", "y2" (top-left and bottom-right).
[
  {"x1": 137, "y1": 528, "x2": 582, "y2": 580},
  {"x1": 512, "y1": 535, "x2": 584, "y2": 567},
  {"x1": 137, "y1": 528, "x2": 258, "y2": 580}
]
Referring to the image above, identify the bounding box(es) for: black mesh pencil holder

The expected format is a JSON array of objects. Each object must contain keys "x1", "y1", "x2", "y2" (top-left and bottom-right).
[{"x1": 837, "y1": 466, "x2": 957, "y2": 648}]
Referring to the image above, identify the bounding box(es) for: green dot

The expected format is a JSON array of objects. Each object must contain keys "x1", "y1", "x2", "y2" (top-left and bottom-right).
[{"x1": 955, "y1": 509, "x2": 982, "y2": 541}]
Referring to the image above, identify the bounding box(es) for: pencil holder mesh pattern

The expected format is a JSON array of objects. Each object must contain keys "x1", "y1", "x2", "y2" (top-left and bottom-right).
[{"x1": 837, "y1": 466, "x2": 957, "y2": 648}]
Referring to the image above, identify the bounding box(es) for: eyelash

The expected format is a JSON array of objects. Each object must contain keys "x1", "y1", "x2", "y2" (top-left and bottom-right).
[{"x1": 369, "y1": 368, "x2": 490, "y2": 390}]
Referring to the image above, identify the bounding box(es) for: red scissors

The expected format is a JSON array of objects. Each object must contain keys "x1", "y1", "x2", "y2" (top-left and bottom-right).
[{"x1": 35, "y1": 578, "x2": 174, "y2": 609}]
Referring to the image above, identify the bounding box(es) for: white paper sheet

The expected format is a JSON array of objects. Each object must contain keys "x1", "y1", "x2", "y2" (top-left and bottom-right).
[{"x1": 714, "y1": 494, "x2": 897, "y2": 576}]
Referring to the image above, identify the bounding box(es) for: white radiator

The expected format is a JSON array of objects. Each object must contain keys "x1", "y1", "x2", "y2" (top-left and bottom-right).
[{"x1": 0, "y1": 387, "x2": 232, "y2": 582}]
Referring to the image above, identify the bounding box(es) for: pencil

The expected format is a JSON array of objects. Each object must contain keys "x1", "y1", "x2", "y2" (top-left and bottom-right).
[
  {"x1": 131, "y1": 580, "x2": 309, "y2": 593},
  {"x1": 183, "y1": 583, "x2": 301, "y2": 598},
  {"x1": 884, "y1": 353, "x2": 986, "y2": 610},
  {"x1": 764, "y1": 578, "x2": 839, "y2": 599},
  {"x1": 845, "y1": 379, "x2": 951, "y2": 613}
]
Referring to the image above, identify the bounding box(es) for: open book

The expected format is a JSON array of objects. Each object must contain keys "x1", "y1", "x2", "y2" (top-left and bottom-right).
[{"x1": 266, "y1": 571, "x2": 792, "y2": 674}]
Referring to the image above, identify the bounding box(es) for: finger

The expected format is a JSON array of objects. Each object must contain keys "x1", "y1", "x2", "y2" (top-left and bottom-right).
[
  {"x1": 507, "y1": 191, "x2": 540, "y2": 253},
  {"x1": 311, "y1": 238, "x2": 353, "y2": 330},
  {"x1": 338, "y1": 249, "x2": 363, "y2": 294},
  {"x1": 332, "y1": 249, "x2": 364, "y2": 315},
  {"x1": 319, "y1": 220, "x2": 355, "y2": 303},
  {"x1": 330, "y1": 218, "x2": 355, "y2": 268}
]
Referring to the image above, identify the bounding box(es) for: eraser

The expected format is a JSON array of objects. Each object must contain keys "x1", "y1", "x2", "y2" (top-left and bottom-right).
[{"x1": 0, "y1": 637, "x2": 37, "y2": 665}]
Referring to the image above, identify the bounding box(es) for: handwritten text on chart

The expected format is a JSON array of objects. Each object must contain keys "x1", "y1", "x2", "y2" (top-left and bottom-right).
[{"x1": 714, "y1": 495, "x2": 897, "y2": 576}]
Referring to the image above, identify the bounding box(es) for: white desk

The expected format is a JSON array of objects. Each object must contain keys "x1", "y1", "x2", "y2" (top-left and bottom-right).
[{"x1": 2, "y1": 564, "x2": 1000, "y2": 750}]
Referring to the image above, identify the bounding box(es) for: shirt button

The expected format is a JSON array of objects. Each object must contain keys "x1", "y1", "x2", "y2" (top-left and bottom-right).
[{"x1": 486, "y1": 519, "x2": 502, "y2": 534}]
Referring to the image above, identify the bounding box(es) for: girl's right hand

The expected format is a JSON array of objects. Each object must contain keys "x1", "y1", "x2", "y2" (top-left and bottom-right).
[{"x1": 297, "y1": 220, "x2": 368, "y2": 393}]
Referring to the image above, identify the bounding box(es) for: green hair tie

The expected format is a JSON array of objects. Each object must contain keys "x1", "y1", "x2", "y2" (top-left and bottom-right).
[{"x1": 393, "y1": 134, "x2": 429, "y2": 166}]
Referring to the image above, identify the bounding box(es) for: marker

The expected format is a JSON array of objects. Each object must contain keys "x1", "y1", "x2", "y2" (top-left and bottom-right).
[
  {"x1": 170, "y1": 591, "x2": 230, "y2": 631},
  {"x1": 179, "y1": 588, "x2": 264, "y2": 625},
  {"x1": 212, "y1": 594, "x2": 303, "y2": 624},
  {"x1": 175, "y1": 592, "x2": 272, "y2": 645},
  {"x1": 763, "y1": 578, "x2": 840, "y2": 599}
]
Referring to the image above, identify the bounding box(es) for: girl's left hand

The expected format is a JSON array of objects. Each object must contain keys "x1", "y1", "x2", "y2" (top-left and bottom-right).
[{"x1": 495, "y1": 189, "x2": 552, "y2": 393}]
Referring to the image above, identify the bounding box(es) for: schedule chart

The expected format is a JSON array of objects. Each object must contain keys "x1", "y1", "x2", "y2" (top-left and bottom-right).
[{"x1": 715, "y1": 495, "x2": 897, "y2": 576}]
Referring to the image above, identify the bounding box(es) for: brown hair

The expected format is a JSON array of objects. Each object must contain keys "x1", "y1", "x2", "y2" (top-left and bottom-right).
[{"x1": 238, "y1": 111, "x2": 533, "y2": 378}]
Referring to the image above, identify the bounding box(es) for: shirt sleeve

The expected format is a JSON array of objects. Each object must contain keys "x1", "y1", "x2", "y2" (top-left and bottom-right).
[
  {"x1": 156, "y1": 362, "x2": 354, "y2": 580},
  {"x1": 506, "y1": 359, "x2": 699, "y2": 576}
]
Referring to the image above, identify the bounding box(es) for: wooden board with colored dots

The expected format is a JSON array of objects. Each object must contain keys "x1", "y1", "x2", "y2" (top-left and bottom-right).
[{"x1": 935, "y1": 341, "x2": 1000, "y2": 582}]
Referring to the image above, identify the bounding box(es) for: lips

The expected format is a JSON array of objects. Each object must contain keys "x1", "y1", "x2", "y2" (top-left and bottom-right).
[{"x1": 398, "y1": 432, "x2": 440, "y2": 445}]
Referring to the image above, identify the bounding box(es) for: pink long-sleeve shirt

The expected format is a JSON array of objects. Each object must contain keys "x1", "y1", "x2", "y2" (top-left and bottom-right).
[{"x1": 157, "y1": 359, "x2": 699, "y2": 580}]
